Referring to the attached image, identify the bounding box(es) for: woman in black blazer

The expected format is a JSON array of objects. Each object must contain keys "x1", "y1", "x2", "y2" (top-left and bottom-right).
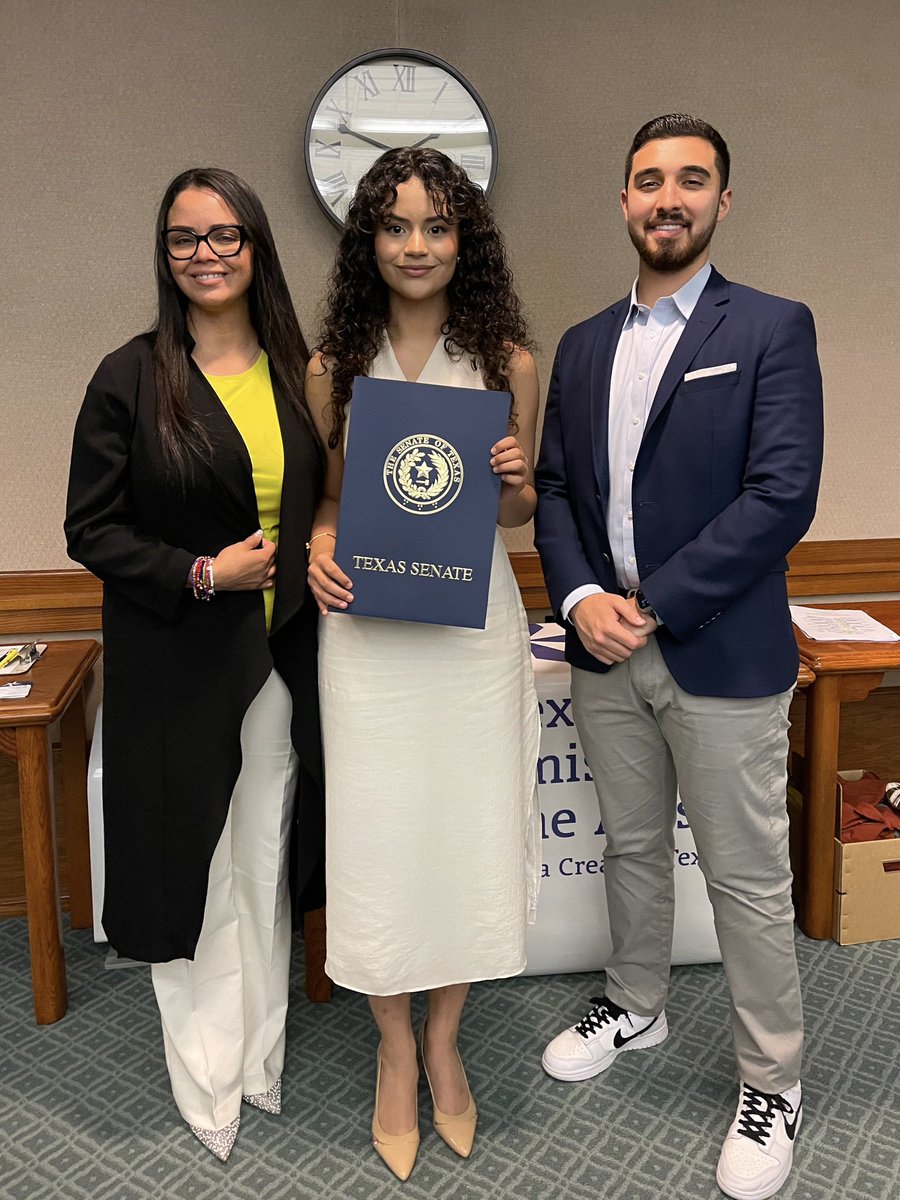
[{"x1": 65, "y1": 168, "x2": 323, "y2": 1161}]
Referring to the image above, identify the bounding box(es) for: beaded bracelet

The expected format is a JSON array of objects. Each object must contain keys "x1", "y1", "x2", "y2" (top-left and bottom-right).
[{"x1": 190, "y1": 555, "x2": 216, "y2": 601}]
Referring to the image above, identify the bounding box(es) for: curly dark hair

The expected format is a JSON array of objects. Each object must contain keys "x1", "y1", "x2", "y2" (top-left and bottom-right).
[{"x1": 315, "y1": 147, "x2": 532, "y2": 448}]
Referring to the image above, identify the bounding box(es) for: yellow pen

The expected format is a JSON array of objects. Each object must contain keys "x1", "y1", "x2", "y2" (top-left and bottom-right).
[{"x1": 0, "y1": 646, "x2": 22, "y2": 670}]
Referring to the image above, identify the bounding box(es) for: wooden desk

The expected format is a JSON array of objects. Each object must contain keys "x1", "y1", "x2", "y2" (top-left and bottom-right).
[
  {"x1": 794, "y1": 601, "x2": 900, "y2": 939},
  {"x1": 796, "y1": 663, "x2": 815, "y2": 689},
  {"x1": 0, "y1": 639, "x2": 101, "y2": 1022}
]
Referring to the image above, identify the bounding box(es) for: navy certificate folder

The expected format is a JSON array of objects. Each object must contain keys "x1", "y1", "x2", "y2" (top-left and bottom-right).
[{"x1": 333, "y1": 375, "x2": 511, "y2": 628}]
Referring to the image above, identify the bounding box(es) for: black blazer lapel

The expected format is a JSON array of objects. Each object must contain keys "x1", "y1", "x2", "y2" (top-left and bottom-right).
[
  {"x1": 270, "y1": 375, "x2": 321, "y2": 636},
  {"x1": 590, "y1": 296, "x2": 629, "y2": 508},
  {"x1": 644, "y1": 269, "x2": 729, "y2": 437},
  {"x1": 186, "y1": 363, "x2": 259, "y2": 526}
]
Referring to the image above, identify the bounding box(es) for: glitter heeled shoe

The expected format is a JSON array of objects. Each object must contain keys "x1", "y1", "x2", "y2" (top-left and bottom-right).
[
  {"x1": 419, "y1": 1022, "x2": 477, "y2": 1158},
  {"x1": 188, "y1": 1114, "x2": 240, "y2": 1162},
  {"x1": 372, "y1": 1044, "x2": 420, "y2": 1182},
  {"x1": 243, "y1": 1078, "x2": 282, "y2": 1115}
]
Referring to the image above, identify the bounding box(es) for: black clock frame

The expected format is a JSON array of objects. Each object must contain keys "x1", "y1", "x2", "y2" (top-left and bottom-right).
[{"x1": 303, "y1": 47, "x2": 499, "y2": 228}]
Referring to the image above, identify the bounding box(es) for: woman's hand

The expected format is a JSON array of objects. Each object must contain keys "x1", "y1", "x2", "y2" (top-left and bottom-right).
[
  {"x1": 490, "y1": 435, "x2": 529, "y2": 494},
  {"x1": 307, "y1": 542, "x2": 353, "y2": 615},
  {"x1": 212, "y1": 530, "x2": 276, "y2": 590}
]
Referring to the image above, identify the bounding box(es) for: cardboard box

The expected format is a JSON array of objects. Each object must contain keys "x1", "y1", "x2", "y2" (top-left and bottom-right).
[
  {"x1": 787, "y1": 767, "x2": 900, "y2": 946},
  {"x1": 831, "y1": 771, "x2": 900, "y2": 945}
]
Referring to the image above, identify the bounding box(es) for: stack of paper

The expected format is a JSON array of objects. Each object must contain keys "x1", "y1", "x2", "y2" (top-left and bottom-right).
[
  {"x1": 789, "y1": 607, "x2": 900, "y2": 642},
  {"x1": 0, "y1": 682, "x2": 32, "y2": 699}
]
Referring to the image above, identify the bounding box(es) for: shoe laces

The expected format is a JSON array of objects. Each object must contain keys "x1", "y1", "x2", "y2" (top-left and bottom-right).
[
  {"x1": 574, "y1": 996, "x2": 623, "y2": 1039},
  {"x1": 735, "y1": 1085, "x2": 794, "y2": 1146}
]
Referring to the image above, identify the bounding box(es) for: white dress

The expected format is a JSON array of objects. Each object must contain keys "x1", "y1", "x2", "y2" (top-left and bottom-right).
[{"x1": 320, "y1": 339, "x2": 541, "y2": 995}]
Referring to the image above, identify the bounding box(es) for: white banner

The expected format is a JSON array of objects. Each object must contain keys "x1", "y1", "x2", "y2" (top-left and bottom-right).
[
  {"x1": 524, "y1": 625, "x2": 721, "y2": 975},
  {"x1": 88, "y1": 628, "x2": 722, "y2": 976}
]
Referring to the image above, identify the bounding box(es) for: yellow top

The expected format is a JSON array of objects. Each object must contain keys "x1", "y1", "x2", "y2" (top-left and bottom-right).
[{"x1": 205, "y1": 351, "x2": 283, "y2": 632}]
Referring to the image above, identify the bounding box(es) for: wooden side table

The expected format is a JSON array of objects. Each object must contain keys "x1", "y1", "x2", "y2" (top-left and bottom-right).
[
  {"x1": 0, "y1": 639, "x2": 101, "y2": 1023},
  {"x1": 796, "y1": 663, "x2": 815, "y2": 689},
  {"x1": 794, "y1": 601, "x2": 900, "y2": 939}
]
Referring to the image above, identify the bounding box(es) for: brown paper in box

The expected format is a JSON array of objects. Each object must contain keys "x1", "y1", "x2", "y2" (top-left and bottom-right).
[
  {"x1": 833, "y1": 771, "x2": 900, "y2": 945},
  {"x1": 786, "y1": 762, "x2": 900, "y2": 945}
]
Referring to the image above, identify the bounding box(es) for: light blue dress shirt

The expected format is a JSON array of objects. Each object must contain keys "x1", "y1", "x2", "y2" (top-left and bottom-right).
[{"x1": 561, "y1": 262, "x2": 712, "y2": 622}]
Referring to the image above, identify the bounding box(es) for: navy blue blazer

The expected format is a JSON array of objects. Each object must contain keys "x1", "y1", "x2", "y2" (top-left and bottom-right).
[{"x1": 534, "y1": 268, "x2": 824, "y2": 698}]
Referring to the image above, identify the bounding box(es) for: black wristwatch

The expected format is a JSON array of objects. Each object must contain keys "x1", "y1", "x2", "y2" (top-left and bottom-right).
[{"x1": 634, "y1": 588, "x2": 661, "y2": 624}]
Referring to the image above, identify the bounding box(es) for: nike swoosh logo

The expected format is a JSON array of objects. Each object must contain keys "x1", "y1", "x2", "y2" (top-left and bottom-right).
[
  {"x1": 783, "y1": 1099, "x2": 802, "y2": 1141},
  {"x1": 613, "y1": 1015, "x2": 660, "y2": 1049}
]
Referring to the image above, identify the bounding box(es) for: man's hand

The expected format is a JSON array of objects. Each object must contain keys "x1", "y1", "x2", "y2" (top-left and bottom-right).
[
  {"x1": 570, "y1": 592, "x2": 653, "y2": 665},
  {"x1": 625, "y1": 595, "x2": 658, "y2": 638}
]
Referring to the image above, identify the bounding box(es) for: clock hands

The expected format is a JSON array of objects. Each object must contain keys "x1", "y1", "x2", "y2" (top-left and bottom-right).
[
  {"x1": 338, "y1": 123, "x2": 391, "y2": 152},
  {"x1": 338, "y1": 124, "x2": 440, "y2": 154}
]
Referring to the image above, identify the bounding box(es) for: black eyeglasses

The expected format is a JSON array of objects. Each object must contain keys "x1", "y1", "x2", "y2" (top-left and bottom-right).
[{"x1": 162, "y1": 224, "x2": 248, "y2": 260}]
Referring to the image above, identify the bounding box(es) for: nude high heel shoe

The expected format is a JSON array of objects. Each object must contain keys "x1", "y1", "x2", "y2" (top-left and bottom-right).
[
  {"x1": 242, "y1": 1078, "x2": 282, "y2": 1115},
  {"x1": 419, "y1": 1022, "x2": 478, "y2": 1159},
  {"x1": 188, "y1": 1115, "x2": 240, "y2": 1162},
  {"x1": 372, "y1": 1044, "x2": 420, "y2": 1181}
]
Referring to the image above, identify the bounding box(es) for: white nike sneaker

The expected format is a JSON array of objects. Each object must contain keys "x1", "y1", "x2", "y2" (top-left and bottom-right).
[
  {"x1": 541, "y1": 995, "x2": 668, "y2": 1082},
  {"x1": 716, "y1": 1081, "x2": 803, "y2": 1200}
]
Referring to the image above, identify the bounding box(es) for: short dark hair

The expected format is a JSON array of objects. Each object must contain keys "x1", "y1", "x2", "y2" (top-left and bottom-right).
[{"x1": 625, "y1": 114, "x2": 730, "y2": 191}]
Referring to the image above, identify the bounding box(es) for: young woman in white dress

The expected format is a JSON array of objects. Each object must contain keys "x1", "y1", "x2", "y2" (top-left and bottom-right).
[{"x1": 306, "y1": 147, "x2": 540, "y2": 1181}]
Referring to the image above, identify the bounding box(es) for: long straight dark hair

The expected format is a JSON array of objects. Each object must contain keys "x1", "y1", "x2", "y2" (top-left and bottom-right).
[{"x1": 151, "y1": 167, "x2": 316, "y2": 478}]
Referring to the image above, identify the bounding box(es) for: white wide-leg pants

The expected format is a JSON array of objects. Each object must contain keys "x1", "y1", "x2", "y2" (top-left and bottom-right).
[{"x1": 151, "y1": 670, "x2": 299, "y2": 1130}]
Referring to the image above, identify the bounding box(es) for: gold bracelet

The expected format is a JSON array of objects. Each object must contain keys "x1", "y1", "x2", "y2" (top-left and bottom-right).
[{"x1": 305, "y1": 531, "x2": 337, "y2": 551}]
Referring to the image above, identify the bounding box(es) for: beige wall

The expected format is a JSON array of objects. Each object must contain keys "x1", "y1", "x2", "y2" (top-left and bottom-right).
[{"x1": 3, "y1": 0, "x2": 897, "y2": 570}]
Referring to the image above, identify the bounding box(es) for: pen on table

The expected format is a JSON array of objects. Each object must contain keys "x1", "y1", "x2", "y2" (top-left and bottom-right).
[{"x1": 0, "y1": 643, "x2": 36, "y2": 670}]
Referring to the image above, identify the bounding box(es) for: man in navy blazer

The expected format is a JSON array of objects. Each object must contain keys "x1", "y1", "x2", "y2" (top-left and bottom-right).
[{"x1": 535, "y1": 115, "x2": 823, "y2": 1200}]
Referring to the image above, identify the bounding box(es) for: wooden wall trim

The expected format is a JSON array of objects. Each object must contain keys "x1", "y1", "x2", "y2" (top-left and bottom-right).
[
  {"x1": 1, "y1": 538, "x2": 897, "y2": 633},
  {"x1": 784, "y1": 538, "x2": 900, "y2": 596},
  {"x1": 513, "y1": 537, "x2": 900, "y2": 613},
  {"x1": 507, "y1": 553, "x2": 550, "y2": 611},
  {"x1": 0, "y1": 894, "x2": 74, "y2": 920},
  {"x1": 0, "y1": 569, "x2": 102, "y2": 634}
]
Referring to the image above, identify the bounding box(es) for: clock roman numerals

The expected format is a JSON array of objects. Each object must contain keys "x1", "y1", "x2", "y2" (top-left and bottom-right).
[
  {"x1": 392, "y1": 64, "x2": 416, "y2": 92},
  {"x1": 320, "y1": 170, "x2": 349, "y2": 209},
  {"x1": 314, "y1": 138, "x2": 341, "y2": 159},
  {"x1": 324, "y1": 99, "x2": 351, "y2": 125},
  {"x1": 460, "y1": 153, "x2": 487, "y2": 172},
  {"x1": 352, "y1": 69, "x2": 380, "y2": 99}
]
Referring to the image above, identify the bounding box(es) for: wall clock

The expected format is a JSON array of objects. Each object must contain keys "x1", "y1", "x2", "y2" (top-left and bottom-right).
[{"x1": 305, "y1": 48, "x2": 498, "y2": 227}]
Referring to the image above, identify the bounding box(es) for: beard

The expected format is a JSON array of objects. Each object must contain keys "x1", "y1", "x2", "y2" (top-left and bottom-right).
[{"x1": 628, "y1": 212, "x2": 717, "y2": 273}]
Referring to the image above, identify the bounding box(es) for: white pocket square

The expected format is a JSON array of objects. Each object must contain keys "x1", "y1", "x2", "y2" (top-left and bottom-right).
[{"x1": 684, "y1": 362, "x2": 738, "y2": 382}]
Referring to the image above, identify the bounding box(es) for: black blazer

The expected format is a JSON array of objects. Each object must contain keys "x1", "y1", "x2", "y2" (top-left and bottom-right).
[{"x1": 65, "y1": 334, "x2": 324, "y2": 961}]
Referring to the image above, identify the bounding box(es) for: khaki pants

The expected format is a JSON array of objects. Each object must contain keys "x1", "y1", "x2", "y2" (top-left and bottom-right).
[
  {"x1": 572, "y1": 638, "x2": 802, "y2": 1092},
  {"x1": 151, "y1": 670, "x2": 298, "y2": 1130}
]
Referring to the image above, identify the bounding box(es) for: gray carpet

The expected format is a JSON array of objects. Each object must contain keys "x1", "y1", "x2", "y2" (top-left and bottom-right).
[{"x1": 1, "y1": 919, "x2": 898, "y2": 1200}]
